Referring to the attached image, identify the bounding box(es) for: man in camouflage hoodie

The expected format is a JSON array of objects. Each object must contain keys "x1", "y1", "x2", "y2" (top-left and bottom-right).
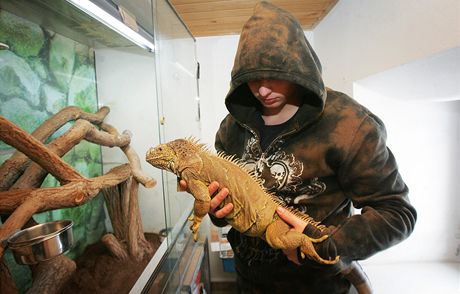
[{"x1": 204, "y1": 2, "x2": 417, "y2": 293}]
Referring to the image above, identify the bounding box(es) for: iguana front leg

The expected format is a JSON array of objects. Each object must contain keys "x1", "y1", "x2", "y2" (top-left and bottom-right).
[
  {"x1": 265, "y1": 218, "x2": 339, "y2": 265},
  {"x1": 186, "y1": 179, "x2": 211, "y2": 240}
]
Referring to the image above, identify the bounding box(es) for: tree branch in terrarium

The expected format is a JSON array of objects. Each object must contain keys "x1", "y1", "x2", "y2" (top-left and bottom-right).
[
  {"x1": 100, "y1": 122, "x2": 156, "y2": 188},
  {"x1": 0, "y1": 164, "x2": 133, "y2": 257},
  {"x1": 11, "y1": 119, "x2": 131, "y2": 189},
  {"x1": 0, "y1": 106, "x2": 110, "y2": 191},
  {"x1": 0, "y1": 106, "x2": 156, "y2": 293},
  {"x1": 0, "y1": 115, "x2": 84, "y2": 185}
]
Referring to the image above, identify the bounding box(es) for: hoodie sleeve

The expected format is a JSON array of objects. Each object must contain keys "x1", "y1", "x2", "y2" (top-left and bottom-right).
[{"x1": 323, "y1": 113, "x2": 417, "y2": 261}]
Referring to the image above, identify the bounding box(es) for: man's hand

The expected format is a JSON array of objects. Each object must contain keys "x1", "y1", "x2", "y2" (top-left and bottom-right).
[
  {"x1": 179, "y1": 180, "x2": 233, "y2": 218},
  {"x1": 276, "y1": 206, "x2": 307, "y2": 265}
]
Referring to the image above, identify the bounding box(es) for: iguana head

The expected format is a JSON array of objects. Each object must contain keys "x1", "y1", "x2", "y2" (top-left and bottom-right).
[
  {"x1": 146, "y1": 139, "x2": 203, "y2": 175},
  {"x1": 146, "y1": 143, "x2": 179, "y2": 174}
]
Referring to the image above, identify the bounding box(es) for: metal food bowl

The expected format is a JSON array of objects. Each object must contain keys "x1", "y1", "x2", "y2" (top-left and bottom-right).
[{"x1": 7, "y1": 220, "x2": 74, "y2": 265}]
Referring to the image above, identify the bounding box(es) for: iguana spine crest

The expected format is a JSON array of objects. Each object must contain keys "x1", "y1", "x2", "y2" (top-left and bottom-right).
[
  {"x1": 193, "y1": 139, "x2": 326, "y2": 231},
  {"x1": 146, "y1": 138, "x2": 373, "y2": 294}
]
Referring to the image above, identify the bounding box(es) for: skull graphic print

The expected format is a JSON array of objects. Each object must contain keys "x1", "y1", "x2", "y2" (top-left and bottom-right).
[{"x1": 241, "y1": 137, "x2": 326, "y2": 213}]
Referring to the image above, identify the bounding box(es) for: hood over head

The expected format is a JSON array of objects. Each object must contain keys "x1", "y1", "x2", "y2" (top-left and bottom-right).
[{"x1": 225, "y1": 1, "x2": 326, "y2": 128}]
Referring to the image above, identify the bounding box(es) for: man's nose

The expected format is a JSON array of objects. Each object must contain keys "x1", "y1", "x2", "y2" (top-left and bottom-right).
[{"x1": 258, "y1": 85, "x2": 272, "y2": 97}]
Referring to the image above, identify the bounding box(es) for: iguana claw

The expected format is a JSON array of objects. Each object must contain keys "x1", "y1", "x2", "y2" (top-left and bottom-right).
[
  {"x1": 146, "y1": 138, "x2": 372, "y2": 293},
  {"x1": 308, "y1": 234, "x2": 329, "y2": 243},
  {"x1": 299, "y1": 234, "x2": 340, "y2": 265},
  {"x1": 188, "y1": 214, "x2": 202, "y2": 241}
]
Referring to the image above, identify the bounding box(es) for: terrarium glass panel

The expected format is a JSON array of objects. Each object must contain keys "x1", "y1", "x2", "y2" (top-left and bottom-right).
[{"x1": 0, "y1": 9, "x2": 105, "y2": 292}]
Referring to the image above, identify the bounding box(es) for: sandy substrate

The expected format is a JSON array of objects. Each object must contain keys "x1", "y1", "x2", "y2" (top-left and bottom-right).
[{"x1": 61, "y1": 233, "x2": 161, "y2": 294}]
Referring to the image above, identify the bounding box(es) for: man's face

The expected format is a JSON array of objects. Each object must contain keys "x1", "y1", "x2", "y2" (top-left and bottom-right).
[{"x1": 247, "y1": 79, "x2": 299, "y2": 109}]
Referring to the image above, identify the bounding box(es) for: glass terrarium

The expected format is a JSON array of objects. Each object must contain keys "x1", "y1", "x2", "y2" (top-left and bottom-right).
[{"x1": 0, "y1": 0, "x2": 200, "y2": 292}]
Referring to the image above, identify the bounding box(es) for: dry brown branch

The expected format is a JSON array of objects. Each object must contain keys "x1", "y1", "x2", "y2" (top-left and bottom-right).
[
  {"x1": 11, "y1": 119, "x2": 131, "y2": 189},
  {"x1": 0, "y1": 116, "x2": 83, "y2": 185},
  {"x1": 101, "y1": 233, "x2": 128, "y2": 260},
  {"x1": 102, "y1": 176, "x2": 153, "y2": 261},
  {"x1": 0, "y1": 106, "x2": 156, "y2": 289},
  {"x1": 0, "y1": 164, "x2": 132, "y2": 257},
  {"x1": 127, "y1": 179, "x2": 153, "y2": 260},
  {"x1": 0, "y1": 106, "x2": 110, "y2": 191},
  {"x1": 27, "y1": 255, "x2": 76, "y2": 294},
  {"x1": 0, "y1": 260, "x2": 18, "y2": 294},
  {"x1": 0, "y1": 165, "x2": 131, "y2": 213},
  {"x1": 101, "y1": 123, "x2": 156, "y2": 188},
  {"x1": 127, "y1": 179, "x2": 140, "y2": 257},
  {"x1": 29, "y1": 106, "x2": 110, "y2": 141},
  {"x1": 102, "y1": 185, "x2": 124, "y2": 238}
]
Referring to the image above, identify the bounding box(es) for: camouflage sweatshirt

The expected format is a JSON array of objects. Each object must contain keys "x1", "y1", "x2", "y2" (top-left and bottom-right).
[{"x1": 213, "y1": 1, "x2": 416, "y2": 292}]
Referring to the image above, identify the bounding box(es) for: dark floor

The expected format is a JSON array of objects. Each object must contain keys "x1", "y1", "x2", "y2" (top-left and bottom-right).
[{"x1": 211, "y1": 281, "x2": 238, "y2": 294}]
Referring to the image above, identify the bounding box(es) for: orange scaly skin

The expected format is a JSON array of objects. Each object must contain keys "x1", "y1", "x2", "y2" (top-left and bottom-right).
[{"x1": 146, "y1": 138, "x2": 338, "y2": 265}]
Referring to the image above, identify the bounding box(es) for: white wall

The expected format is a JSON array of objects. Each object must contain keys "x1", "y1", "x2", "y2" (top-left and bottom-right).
[
  {"x1": 354, "y1": 84, "x2": 460, "y2": 263},
  {"x1": 314, "y1": 0, "x2": 460, "y2": 95},
  {"x1": 355, "y1": 47, "x2": 460, "y2": 102},
  {"x1": 196, "y1": 35, "x2": 239, "y2": 148},
  {"x1": 94, "y1": 47, "x2": 165, "y2": 233},
  {"x1": 353, "y1": 79, "x2": 460, "y2": 292}
]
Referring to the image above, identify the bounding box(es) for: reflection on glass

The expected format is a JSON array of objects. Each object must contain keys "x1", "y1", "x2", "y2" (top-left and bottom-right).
[
  {"x1": 0, "y1": 0, "x2": 166, "y2": 292},
  {"x1": 154, "y1": 0, "x2": 199, "y2": 247}
]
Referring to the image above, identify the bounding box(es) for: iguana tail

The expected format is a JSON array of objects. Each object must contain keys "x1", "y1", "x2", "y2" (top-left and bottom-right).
[{"x1": 301, "y1": 222, "x2": 373, "y2": 293}]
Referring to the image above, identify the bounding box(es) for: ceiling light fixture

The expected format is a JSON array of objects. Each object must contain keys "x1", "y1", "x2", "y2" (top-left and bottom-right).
[{"x1": 66, "y1": 0, "x2": 155, "y2": 52}]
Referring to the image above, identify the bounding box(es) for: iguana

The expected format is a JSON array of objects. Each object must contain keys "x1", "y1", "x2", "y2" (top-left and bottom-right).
[{"x1": 146, "y1": 138, "x2": 372, "y2": 293}]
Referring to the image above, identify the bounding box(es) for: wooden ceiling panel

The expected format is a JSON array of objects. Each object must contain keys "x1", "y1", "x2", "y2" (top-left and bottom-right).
[{"x1": 169, "y1": 0, "x2": 338, "y2": 37}]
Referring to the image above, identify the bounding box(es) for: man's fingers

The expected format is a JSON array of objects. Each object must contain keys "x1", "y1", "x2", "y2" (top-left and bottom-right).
[
  {"x1": 214, "y1": 203, "x2": 233, "y2": 218},
  {"x1": 210, "y1": 187, "x2": 229, "y2": 211},
  {"x1": 276, "y1": 206, "x2": 307, "y2": 231},
  {"x1": 208, "y1": 181, "x2": 220, "y2": 194},
  {"x1": 179, "y1": 180, "x2": 233, "y2": 219},
  {"x1": 276, "y1": 206, "x2": 296, "y2": 221},
  {"x1": 207, "y1": 183, "x2": 232, "y2": 218},
  {"x1": 179, "y1": 179, "x2": 188, "y2": 191}
]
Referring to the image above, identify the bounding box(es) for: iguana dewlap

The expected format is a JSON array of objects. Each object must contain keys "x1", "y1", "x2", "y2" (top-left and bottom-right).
[{"x1": 146, "y1": 138, "x2": 338, "y2": 265}]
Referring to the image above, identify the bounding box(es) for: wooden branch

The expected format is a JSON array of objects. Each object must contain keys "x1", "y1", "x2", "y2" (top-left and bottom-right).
[
  {"x1": 0, "y1": 106, "x2": 110, "y2": 191},
  {"x1": 0, "y1": 261, "x2": 18, "y2": 294},
  {"x1": 0, "y1": 164, "x2": 132, "y2": 213},
  {"x1": 100, "y1": 123, "x2": 156, "y2": 188},
  {"x1": 122, "y1": 177, "x2": 131, "y2": 237},
  {"x1": 102, "y1": 177, "x2": 153, "y2": 260},
  {"x1": 0, "y1": 164, "x2": 132, "y2": 258},
  {"x1": 101, "y1": 233, "x2": 128, "y2": 260},
  {"x1": 27, "y1": 255, "x2": 76, "y2": 294},
  {"x1": 0, "y1": 107, "x2": 156, "y2": 281},
  {"x1": 11, "y1": 119, "x2": 131, "y2": 189},
  {"x1": 127, "y1": 180, "x2": 153, "y2": 260},
  {"x1": 102, "y1": 185, "x2": 124, "y2": 238},
  {"x1": 29, "y1": 106, "x2": 110, "y2": 142},
  {"x1": 127, "y1": 179, "x2": 140, "y2": 258},
  {"x1": 0, "y1": 116, "x2": 83, "y2": 185},
  {"x1": 101, "y1": 180, "x2": 132, "y2": 259}
]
